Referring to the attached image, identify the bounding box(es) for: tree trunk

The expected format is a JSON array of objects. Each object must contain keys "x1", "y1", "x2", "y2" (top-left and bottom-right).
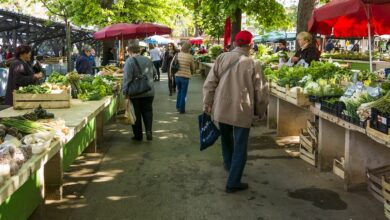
[
  {"x1": 296, "y1": 0, "x2": 316, "y2": 50},
  {"x1": 194, "y1": 26, "x2": 201, "y2": 37},
  {"x1": 101, "y1": 0, "x2": 116, "y2": 65},
  {"x1": 65, "y1": 19, "x2": 72, "y2": 72},
  {"x1": 230, "y1": 8, "x2": 242, "y2": 47}
]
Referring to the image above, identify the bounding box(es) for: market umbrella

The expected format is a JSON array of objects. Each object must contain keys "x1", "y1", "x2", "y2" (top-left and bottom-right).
[
  {"x1": 93, "y1": 23, "x2": 172, "y2": 40},
  {"x1": 144, "y1": 35, "x2": 173, "y2": 45},
  {"x1": 308, "y1": 0, "x2": 390, "y2": 71},
  {"x1": 224, "y1": 17, "x2": 231, "y2": 51},
  {"x1": 189, "y1": 37, "x2": 204, "y2": 45}
]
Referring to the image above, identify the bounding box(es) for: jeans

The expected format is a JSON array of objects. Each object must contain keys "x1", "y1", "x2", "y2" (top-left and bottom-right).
[
  {"x1": 219, "y1": 122, "x2": 250, "y2": 188},
  {"x1": 130, "y1": 96, "x2": 154, "y2": 140},
  {"x1": 153, "y1": 60, "x2": 160, "y2": 80},
  {"x1": 175, "y1": 76, "x2": 189, "y2": 113},
  {"x1": 168, "y1": 72, "x2": 176, "y2": 94}
]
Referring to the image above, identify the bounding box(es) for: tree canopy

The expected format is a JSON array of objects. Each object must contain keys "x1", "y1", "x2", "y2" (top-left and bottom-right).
[{"x1": 183, "y1": 0, "x2": 287, "y2": 43}]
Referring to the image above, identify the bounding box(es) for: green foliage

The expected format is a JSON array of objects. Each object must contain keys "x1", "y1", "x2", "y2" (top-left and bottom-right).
[
  {"x1": 209, "y1": 45, "x2": 223, "y2": 58},
  {"x1": 184, "y1": 0, "x2": 287, "y2": 40},
  {"x1": 194, "y1": 54, "x2": 212, "y2": 62}
]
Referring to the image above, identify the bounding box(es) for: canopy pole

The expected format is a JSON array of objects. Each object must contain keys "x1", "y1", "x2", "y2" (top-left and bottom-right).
[
  {"x1": 368, "y1": 22, "x2": 373, "y2": 72},
  {"x1": 364, "y1": 4, "x2": 373, "y2": 72}
]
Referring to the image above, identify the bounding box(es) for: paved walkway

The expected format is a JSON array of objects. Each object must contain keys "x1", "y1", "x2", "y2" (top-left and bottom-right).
[{"x1": 42, "y1": 73, "x2": 385, "y2": 220}]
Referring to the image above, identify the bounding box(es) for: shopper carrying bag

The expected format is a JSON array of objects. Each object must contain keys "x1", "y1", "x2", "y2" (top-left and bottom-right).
[{"x1": 122, "y1": 39, "x2": 157, "y2": 141}]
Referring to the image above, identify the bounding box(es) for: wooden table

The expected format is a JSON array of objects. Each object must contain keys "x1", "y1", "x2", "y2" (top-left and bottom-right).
[
  {"x1": 0, "y1": 95, "x2": 120, "y2": 219},
  {"x1": 268, "y1": 93, "x2": 390, "y2": 191},
  {"x1": 198, "y1": 62, "x2": 214, "y2": 77}
]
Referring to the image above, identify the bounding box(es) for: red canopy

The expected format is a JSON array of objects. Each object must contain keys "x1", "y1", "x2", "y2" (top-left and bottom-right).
[
  {"x1": 224, "y1": 17, "x2": 231, "y2": 51},
  {"x1": 189, "y1": 37, "x2": 203, "y2": 45},
  {"x1": 308, "y1": 0, "x2": 390, "y2": 37},
  {"x1": 93, "y1": 23, "x2": 172, "y2": 40}
]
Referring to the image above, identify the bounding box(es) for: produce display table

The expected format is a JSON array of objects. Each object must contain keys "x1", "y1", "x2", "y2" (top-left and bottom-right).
[
  {"x1": 199, "y1": 62, "x2": 214, "y2": 77},
  {"x1": 0, "y1": 95, "x2": 119, "y2": 219},
  {"x1": 325, "y1": 59, "x2": 390, "y2": 71},
  {"x1": 268, "y1": 93, "x2": 390, "y2": 191}
]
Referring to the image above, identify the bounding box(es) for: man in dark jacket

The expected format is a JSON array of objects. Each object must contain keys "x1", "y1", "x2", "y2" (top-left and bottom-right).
[
  {"x1": 76, "y1": 45, "x2": 93, "y2": 74},
  {"x1": 275, "y1": 39, "x2": 290, "y2": 52}
]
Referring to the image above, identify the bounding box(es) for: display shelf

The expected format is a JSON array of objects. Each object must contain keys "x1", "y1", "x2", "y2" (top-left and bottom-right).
[{"x1": 0, "y1": 95, "x2": 118, "y2": 219}]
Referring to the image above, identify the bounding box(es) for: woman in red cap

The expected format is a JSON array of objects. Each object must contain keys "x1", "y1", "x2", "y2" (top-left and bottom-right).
[{"x1": 203, "y1": 30, "x2": 269, "y2": 193}]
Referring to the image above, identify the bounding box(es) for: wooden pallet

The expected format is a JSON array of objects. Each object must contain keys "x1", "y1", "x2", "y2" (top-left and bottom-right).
[
  {"x1": 13, "y1": 89, "x2": 71, "y2": 110},
  {"x1": 366, "y1": 121, "x2": 390, "y2": 144},
  {"x1": 367, "y1": 165, "x2": 390, "y2": 203},
  {"x1": 382, "y1": 176, "x2": 390, "y2": 219},
  {"x1": 333, "y1": 158, "x2": 345, "y2": 179}
]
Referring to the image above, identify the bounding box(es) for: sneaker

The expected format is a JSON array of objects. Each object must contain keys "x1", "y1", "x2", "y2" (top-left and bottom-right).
[
  {"x1": 146, "y1": 132, "x2": 153, "y2": 141},
  {"x1": 226, "y1": 183, "x2": 249, "y2": 193}
]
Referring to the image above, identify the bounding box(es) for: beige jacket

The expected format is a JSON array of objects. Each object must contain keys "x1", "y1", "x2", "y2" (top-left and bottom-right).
[
  {"x1": 203, "y1": 47, "x2": 268, "y2": 128},
  {"x1": 174, "y1": 52, "x2": 195, "y2": 79}
]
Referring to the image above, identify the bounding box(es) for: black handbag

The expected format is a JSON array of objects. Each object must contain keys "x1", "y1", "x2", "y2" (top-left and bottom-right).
[
  {"x1": 170, "y1": 54, "x2": 180, "y2": 74},
  {"x1": 127, "y1": 57, "x2": 152, "y2": 96}
]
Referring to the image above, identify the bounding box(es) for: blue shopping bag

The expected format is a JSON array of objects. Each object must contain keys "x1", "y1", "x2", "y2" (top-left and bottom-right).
[{"x1": 198, "y1": 113, "x2": 220, "y2": 151}]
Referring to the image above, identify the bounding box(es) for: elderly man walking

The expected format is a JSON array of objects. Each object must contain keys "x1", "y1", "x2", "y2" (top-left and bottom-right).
[{"x1": 203, "y1": 31, "x2": 268, "y2": 193}]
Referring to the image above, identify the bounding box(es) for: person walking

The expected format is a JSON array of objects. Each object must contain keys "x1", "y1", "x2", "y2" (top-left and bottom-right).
[
  {"x1": 122, "y1": 39, "x2": 157, "y2": 141},
  {"x1": 175, "y1": 42, "x2": 195, "y2": 114},
  {"x1": 149, "y1": 44, "x2": 162, "y2": 81},
  {"x1": 76, "y1": 45, "x2": 93, "y2": 75},
  {"x1": 203, "y1": 31, "x2": 269, "y2": 193},
  {"x1": 161, "y1": 43, "x2": 178, "y2": 96},
  {"x1": 5, "y1": 45, "x2": 44, "y2": 105}
]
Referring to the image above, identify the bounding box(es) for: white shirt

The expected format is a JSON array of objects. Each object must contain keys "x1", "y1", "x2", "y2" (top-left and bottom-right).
[{"x1": 150, "y1": 48, "x2": 161, "y2": 61}]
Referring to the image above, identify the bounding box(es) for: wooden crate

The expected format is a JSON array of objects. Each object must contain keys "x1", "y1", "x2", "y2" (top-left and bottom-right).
[
  {"x1": 300, "y1": 129, "x2": 316, "y2": 153},
  {"x1": 13, "y1": 89, "x2": 71, "y2": 110},
  {"x1": 307, "y1": 120, "x2": 318, "y2": 143},
  {"x1": 286, "y1": 89, "x2": 310, "y2": 106},
  {"x1": 270, "y1": 82, "x2": 287, "y2": 99},
  {"x1": 382, "y1": 176, "x2": 390, "y2": 219},
  {"x1": 366, "y1": 121, "x2": 390, "y2": 144},
  {"x1": 333, "y1": 158, "x2": 345, "y2": 179},
  {"x1": 299, "y1": 141, "x2": 317, "y2": 167},
  {"x1": 367, "y1": 165, "x2": 390, "y2": 203}
]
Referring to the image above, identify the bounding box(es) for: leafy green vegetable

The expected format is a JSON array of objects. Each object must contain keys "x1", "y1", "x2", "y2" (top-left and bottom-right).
[
  {"x1": 48, "y1": 72, "x2": 67, "y2": 84},
  {"x1": 369, "y1": 91, "x2": 390, "y2": 114},
  {"x1": 16, "y1": 85, "x2": 51, "y2": 94}
]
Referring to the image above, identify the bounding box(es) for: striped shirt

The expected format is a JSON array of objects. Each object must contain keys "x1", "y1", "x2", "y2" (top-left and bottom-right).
[{"x1": 175, "y1": 52, "x2": 195, "y2": 79}]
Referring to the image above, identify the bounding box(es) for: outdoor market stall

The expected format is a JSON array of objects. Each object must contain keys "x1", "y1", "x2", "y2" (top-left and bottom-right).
[
  {"x1": 0, "y1": 72, "x2": 122, "y2": 219},
  {"x1": 265, "y1": 59, "x2": 390, "y2": 218}
]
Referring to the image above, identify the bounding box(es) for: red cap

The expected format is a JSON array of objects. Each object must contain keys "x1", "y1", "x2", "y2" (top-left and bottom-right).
[{"x1": 235, "y1": 31, "x2": 253, "y2": 46}]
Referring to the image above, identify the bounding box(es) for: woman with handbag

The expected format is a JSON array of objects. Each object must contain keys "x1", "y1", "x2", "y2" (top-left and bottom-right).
[
  {"x1": 175, "y1": 42, "x2": 195, "y2": 114},
  {"x1": 161, "y1": 43, "x2": 178, "y2": 96},
  {"x1": 122, "y1": 39, "x2": 157, "y2": 141}
]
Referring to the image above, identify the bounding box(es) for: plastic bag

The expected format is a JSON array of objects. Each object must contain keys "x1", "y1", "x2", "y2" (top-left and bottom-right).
[
  {"x1": 116, "y1": 99, "x2": 136, "y2": 125},
  {"x1": 198, "y1": 113, "x2": 220, "y2": 151}
]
